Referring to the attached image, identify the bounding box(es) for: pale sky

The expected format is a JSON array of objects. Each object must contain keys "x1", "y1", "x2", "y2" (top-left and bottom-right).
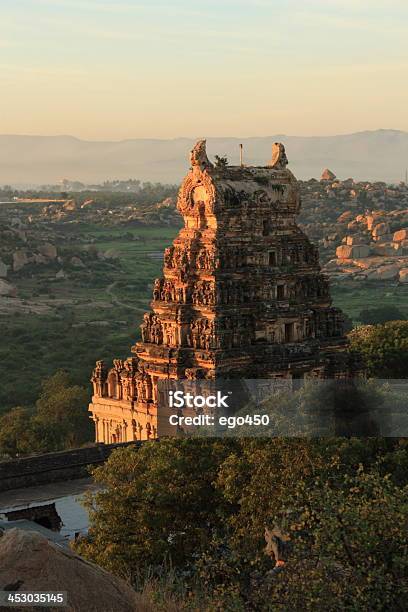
[{"x1": 0, "y1": 0, "x2": 407, "y2": 139}]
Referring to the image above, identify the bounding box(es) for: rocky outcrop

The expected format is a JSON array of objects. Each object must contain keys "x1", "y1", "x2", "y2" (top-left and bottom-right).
[
  {"x1": 70, "y1": 256, "x2": 85, "y2": 268},
  {"x1": 0, "y1": 260, "x2": 7, "y2": 278},
  {"x1": 394, "y1": 229, "x2": 408, "y2": 242},
  {"x1": 12, "y1": 245, "x2": 59, "y2": 271},
  {"x1": 322, "y1": 203, "x2": 408, "y2": 280},
  {"x1": 299, "y1": 173, "x2": 408, "y2": 275},
  {"x1": 366, "y1": 264, "x2": 400, "y2": 280},
  {"x1": 372, "y1": 222, "x2": 390, "y2": 240},
  {"x1": 38, "y1": 243, "x2": 57, "y2": 259},
  {"x1": 0, "y1": 280, "x2": 16, "y2": 297},
  {"x1": 321, "y1": 168, "x2": 336, "y2": 181},
  {"x1": 13, "y1": 250, "x2": 29, "y2": 271},
  {"x1": 0, "y1": 529, "x2": 142, "y2": 612},
  {"x1": 62, "y1": 199, "x2": 77, "y2": 211},
  {"x1": 399, "y1": 268, "x2": 408, "y2": 283},
  {"x1": 336, "y1": 244, "x2": 370, "y2": 259}
]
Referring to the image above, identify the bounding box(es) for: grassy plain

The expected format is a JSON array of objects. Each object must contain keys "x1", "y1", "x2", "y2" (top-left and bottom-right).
[
  {"x1": 0, "y1": 224, "x2": 179, "y2": 411},
  {"x1": 331, "y1": 281, "x2": 408, "y2": 322}
]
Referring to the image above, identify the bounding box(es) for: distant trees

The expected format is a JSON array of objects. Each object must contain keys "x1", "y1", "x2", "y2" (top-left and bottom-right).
[
  {"x1": 0, "y1": 407, "x2": 35, "y2": 458},
  {"x1": 349, "y1": 321, "x2": 408, "y2": 378},
  {"x1": 33, "y1": 370, "x2": 92, "y2": 450},
  {"x1": 0, "y1": 371, "x2": 92, "y2": 458},
  {"x1": 358, "y1": 305, "x2": 406, "y2": 325}
]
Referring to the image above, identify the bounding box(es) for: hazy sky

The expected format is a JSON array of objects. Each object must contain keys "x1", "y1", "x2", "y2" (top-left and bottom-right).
[{"x1": 1, "y1": 0, "x2": 407, "y2": 139}]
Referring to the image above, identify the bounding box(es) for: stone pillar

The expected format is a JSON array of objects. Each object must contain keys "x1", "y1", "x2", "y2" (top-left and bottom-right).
[
  {"x1": 131, "y1": 420, "x2": 137, "y2": 441},
  {"x1": 93, "y1": 417, "x2": 99, "y2": 443}
]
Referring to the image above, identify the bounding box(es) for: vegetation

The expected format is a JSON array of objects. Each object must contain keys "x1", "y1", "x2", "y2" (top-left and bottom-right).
[
  {"x1": 214, "y1": 155, "x2": 229, "y2": 169},
  {"x1": 0, "y1": 371, "x2": 92, "y2": 458},
  {"x1": 349, "y1": 321, "x2": 408, "y2": 378},
  {"x1": 358, "y1": 305, "x2": 406, "y2": 325},
  {"x1": 0, "y1": 225, "x2": 179, "y2": 411},
  {"x1": 1, "y1": 185, "x2": 408, "y2": 609},
  {"x1": 331, "y1": 282, "x2": 408, "y2": 325},
  {"x1": 0, "y1": 182, "x2": 178, "y2": 208},
  {"x1": 75, "y1": 438, "x2": 408, "y2": 610}
]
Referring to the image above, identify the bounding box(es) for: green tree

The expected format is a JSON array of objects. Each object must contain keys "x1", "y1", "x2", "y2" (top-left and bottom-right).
[
  {"x1": 265, "y1": 467, "x2": 408, "y2": 611},
  {"x1": 0, "y1": 407, "x2": 35, "y2": 457},
  {"x1": 210, "y1": 439, "x2": 408, "y2": 609},
  {"x1": 74, "y1": 439, "x2": 235, "y2": 579},
  {"x1": 348, "y1": 321, "x2": 408, "y2": 377},
  {"x1": 73, "y1": 438, "x2": 408, "y2": 609},
  {"x1": 33, "y1": 370, "x2": 92, "y2": 451},
  {"x1": 0, "y1": 371, "x2": 92, "y2": 457},
  {"x1": 358, "y1": 305, "x2": 406, "y2": 325}
]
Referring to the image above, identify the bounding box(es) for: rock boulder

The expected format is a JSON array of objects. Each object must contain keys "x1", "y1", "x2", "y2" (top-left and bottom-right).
[
  {"x1": 0, "y1": 280, "x2": 17, "y2": 297},
  {"x1": 321, "y1": 168, "x2": 336, "y2": 181},
  {"x1": 13, "y1": 250, "x2": 29, "y2": 272},
  {"x1": 0, "y1": 529, "x2": 143, "y2": 612},
  {"x1": 372, "y1": 222, "x2": 390, "y2": 239},
  {"x1": 38, "y1": 243, "x2": 58, "y2": 259},
  {"x1": 399, "y1": 268, "x2": 408, "y2": 283},
  {"x1": 394, "y1": 229, "x2": 408, "y2": 242},
  {"x1": 367, "y1": 264, "x2": 400, "y2": 280}
]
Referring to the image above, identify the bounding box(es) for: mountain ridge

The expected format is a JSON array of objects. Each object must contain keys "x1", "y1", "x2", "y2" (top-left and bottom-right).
[{"x1": 1, "y1": 129, "x2": 407, "y2": 186}]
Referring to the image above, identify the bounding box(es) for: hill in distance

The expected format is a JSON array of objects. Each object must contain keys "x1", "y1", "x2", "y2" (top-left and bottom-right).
[{"x1": 1, "y1": 129, "x2": 407, "y2": 186}]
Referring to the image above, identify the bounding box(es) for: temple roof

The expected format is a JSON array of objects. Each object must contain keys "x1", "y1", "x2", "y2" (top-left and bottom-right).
[{"x1": 190, "y1": 139, "x2": 290, "y2": 172}]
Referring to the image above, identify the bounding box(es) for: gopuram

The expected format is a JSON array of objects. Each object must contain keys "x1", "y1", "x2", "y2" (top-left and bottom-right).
[{"x1": 89, "y1": 140, "x2": 358, "y2": 443}]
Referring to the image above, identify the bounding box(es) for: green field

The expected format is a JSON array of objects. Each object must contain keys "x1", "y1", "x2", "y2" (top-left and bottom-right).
[
  {"x1": 331, "y1": 282, "x2": 408, "y2": 323},
  {"x1": 0, "y1": 225, "x2": 179, "y2": 411}
]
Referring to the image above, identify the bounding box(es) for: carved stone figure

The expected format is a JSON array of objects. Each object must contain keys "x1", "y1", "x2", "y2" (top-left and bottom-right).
[
  {"x1": 190, "y1": 139, "x2": 213, "y2": 172},
  {"x1": 269, "y1": 143, "x2": 288, "y2": 169}
]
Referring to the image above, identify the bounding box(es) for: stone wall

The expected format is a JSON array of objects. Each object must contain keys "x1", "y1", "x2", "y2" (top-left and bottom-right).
[{"x1": 0, "y1": 442, "x2": 142, "y2": 492}]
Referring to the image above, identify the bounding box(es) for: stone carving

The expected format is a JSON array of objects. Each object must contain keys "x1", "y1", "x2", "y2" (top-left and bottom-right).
[
  {"x1": 91, "y1": 360, "x2": 108, "y2": 396},
  {"x1": 192, "y1": 281, "x2": 216, "y2": 306},
  {"x1": 190, "y1": 139, "x2": 213, "y2": 171},
  {"x1": 269, "y1": 143, "x2": 288, "y2": 169}
]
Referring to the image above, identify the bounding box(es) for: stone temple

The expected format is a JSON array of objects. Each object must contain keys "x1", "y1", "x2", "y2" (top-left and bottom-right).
[{"x1": 89, "y1": 140, "x2": 357, "y2": 443}]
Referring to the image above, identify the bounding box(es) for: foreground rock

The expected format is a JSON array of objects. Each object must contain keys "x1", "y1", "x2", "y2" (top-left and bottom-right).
[{"x1": 0, "y1": 529, "x2": 143, "y2": 612}]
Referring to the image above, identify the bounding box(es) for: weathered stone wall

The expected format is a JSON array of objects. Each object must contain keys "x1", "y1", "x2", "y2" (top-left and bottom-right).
[{"x1": 0, "y1": 442, "x2": 142, "y2": 492}]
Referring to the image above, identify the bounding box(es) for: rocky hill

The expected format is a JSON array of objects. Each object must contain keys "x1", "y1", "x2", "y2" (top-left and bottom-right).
[{"x1": 298, "y1": 171, "x2": 408, "y2": 283}]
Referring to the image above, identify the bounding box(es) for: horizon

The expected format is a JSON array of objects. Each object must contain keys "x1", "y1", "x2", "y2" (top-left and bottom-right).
[
  {"x1": 1, "y1": 128, "x2": 408, "y2": 185},
  {"x1": 0, "y1": 127, "x2": 407, "y2": 143}
]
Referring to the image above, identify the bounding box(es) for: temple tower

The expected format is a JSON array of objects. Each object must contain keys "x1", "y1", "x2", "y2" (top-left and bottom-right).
[{"x1": 89, "y1": 140, "x2": 356, "y2": 442}]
